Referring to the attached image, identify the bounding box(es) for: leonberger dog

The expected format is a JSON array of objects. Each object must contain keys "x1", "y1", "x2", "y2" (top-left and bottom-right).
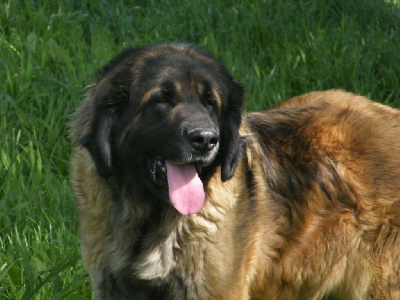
[{"x1": 70, "y1": 43, "x2": 400, "y2": 299}]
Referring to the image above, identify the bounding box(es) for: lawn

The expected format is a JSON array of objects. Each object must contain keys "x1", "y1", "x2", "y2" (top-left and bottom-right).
[{"x1": 1, "y1": 0, "x2": 399, "y2": 299}]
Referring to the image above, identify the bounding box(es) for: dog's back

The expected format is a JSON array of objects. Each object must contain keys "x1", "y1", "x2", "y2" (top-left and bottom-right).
[{"x1": 244, "y1": 89, "x2": 400, "y2": 299}]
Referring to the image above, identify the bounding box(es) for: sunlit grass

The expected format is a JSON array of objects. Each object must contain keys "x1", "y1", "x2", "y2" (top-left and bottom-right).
[{"x1": 1, "y1": 0, "x2": 399, "y2": 298}]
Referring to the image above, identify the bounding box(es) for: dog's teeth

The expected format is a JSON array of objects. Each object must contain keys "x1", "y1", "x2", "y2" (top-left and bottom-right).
[
  {"x1": 161, "y1": 167, "x2": 167, "y2": 174},
  {"x1": 157, "y1": 160, "x2": 163, "y2": 167}
]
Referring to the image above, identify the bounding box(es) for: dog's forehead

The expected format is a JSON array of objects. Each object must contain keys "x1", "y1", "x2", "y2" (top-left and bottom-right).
[
  {"x1": 156, "y1": 66, "x2": 213, "y2": 91},
  {"x1": 142, "y1": 57, "x2": 216, "y2": 83},
  {"x1": 130, "y1": 51, "x2": 227, "y2": 103}
]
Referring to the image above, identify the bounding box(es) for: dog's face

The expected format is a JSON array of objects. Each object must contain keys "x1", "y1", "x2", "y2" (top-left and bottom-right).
[{"x1": 71, "y1": 44, "x2": 244, "y2": 214}]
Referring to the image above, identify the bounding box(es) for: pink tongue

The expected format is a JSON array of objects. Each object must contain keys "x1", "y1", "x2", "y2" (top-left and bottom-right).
[{"x1": 166, "y1": 162, "x2": 205, "y2": 215}]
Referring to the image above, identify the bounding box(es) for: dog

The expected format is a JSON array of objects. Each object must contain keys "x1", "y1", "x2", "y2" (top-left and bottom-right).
[{"x1": 70, "y1": 43, "x2": 400, "y2": 299}]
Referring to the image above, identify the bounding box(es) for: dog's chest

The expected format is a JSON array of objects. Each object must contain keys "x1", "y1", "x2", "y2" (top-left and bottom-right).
[
  {"x1": 133, "y1": 228, "x2": 212, "y2": 299},
  {"x1": 135, "y1": 231, "x2": 178, "y2": 280}
]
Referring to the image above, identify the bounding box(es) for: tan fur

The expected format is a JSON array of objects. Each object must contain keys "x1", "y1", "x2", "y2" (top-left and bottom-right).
[{"x1": 72, "y1": 84, "x2": 400, "y2": 299}]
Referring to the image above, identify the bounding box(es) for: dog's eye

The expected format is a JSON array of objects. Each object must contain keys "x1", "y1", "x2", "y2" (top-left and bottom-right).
[
  {"x1": 203, "y1": 91, "x2": 217, "y2": 111},
  {"x1": 160, "y1": 87, "x2": 174, "y2": 103},
  {"x1": 150, "y1": 88, "x2": 174, "y2": 107}
]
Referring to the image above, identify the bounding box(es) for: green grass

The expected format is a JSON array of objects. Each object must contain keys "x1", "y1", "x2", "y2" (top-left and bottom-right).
[{"x1": 1, "y1": 0, "x2": 399, "y2": 298}]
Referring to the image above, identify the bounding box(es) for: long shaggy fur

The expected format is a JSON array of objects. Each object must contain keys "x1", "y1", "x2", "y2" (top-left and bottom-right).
[{"x1": 70, "y1": 43, "x2": 400, "y2": 299}]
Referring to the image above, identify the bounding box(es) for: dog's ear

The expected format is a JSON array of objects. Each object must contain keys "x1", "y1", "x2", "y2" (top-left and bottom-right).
[
  {"x1": 70, "y1": 79, "x2": 123, "y2": 179},
  {"x1": 84, "y1": 105, "x2": 114, "y2": 178},
  {"x1": 70, "y1": 47, "x2": 147, "y2": 178},
  {"x1": 219, "y1": 80, "x2": 245, "y2": 182}
]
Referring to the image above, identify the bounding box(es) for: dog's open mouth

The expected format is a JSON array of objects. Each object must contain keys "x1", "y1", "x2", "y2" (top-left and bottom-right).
[
  {"x1": 149, "y1": 158, "x2": 168, "y2": 185},
  {"x1": 148, "y1": 158, "x2": 205, "y2": 215}
]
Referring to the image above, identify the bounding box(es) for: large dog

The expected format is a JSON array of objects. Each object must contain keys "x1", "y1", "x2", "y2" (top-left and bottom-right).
[{"x1": 70, "y1": 43, "x2": 400, "y2": 299}]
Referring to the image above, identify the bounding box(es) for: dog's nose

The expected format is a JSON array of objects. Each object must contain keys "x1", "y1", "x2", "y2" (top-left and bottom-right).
[{"x1": 187, "y1": 129, "x2": 219, "y2": 152}]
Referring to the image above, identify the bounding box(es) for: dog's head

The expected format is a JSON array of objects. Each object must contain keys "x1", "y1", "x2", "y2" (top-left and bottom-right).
[{"x1": 70, "y1": 43, "x2": 244, "y2": 214}]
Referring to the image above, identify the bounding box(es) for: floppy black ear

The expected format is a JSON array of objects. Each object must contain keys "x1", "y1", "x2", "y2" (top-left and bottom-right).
[
  {"x1": 220, "y1": 81, "x2": 245, "y2": 182},
  {"x1": 83, "y1": 108, "x2": 114, "y2": 178},
  {"x1": 70, "y1": 79, "x2": 120, "y2": 179},
  {"x1": 70, "y1": 47, "x2": 147, "y2": 179}
]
